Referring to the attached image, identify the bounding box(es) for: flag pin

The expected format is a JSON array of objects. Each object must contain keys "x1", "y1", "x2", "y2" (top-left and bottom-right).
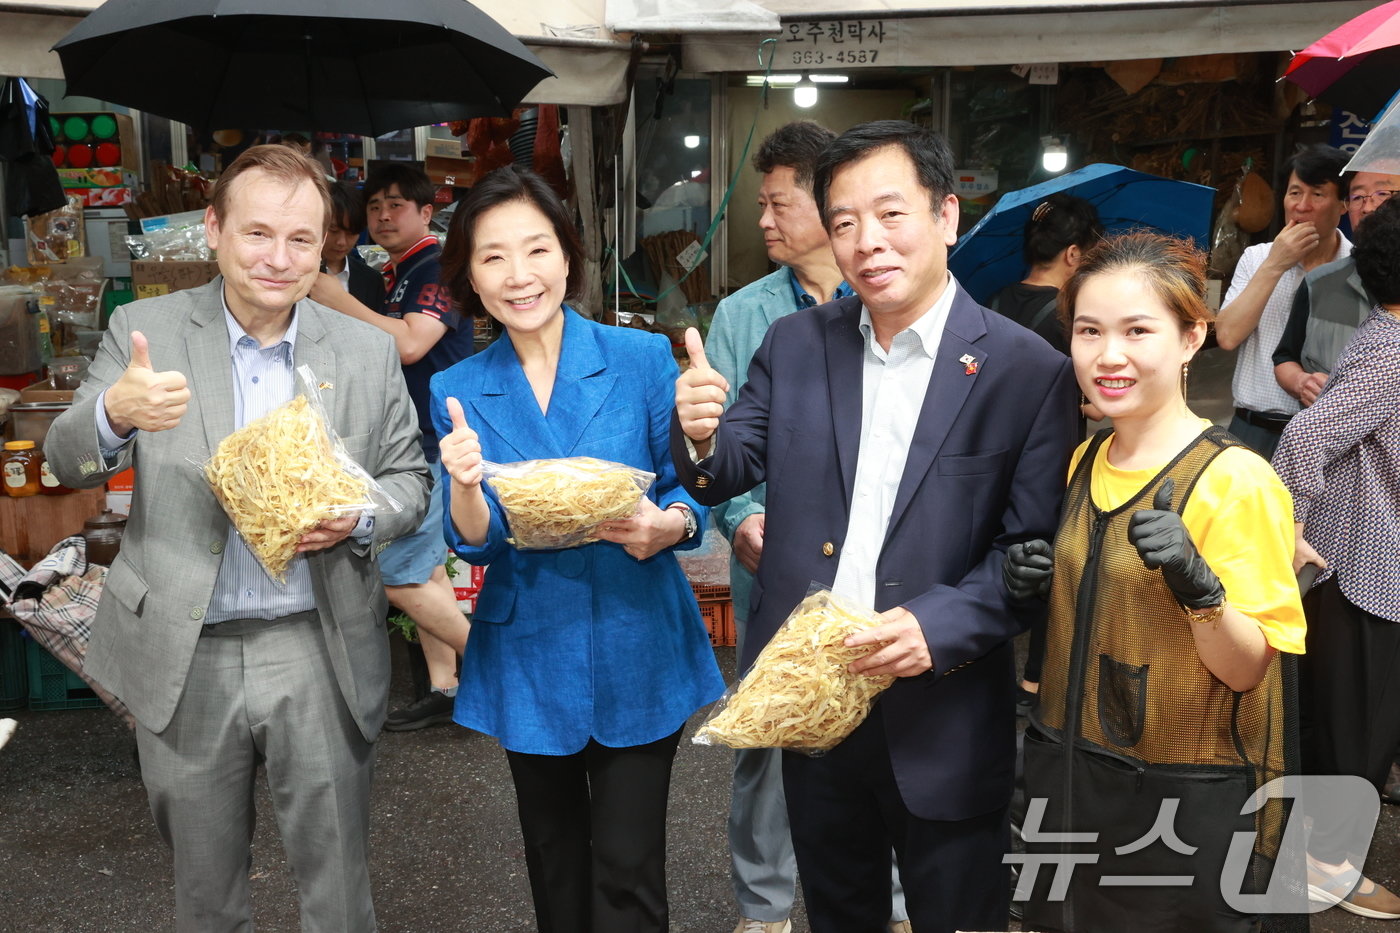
[{"x1": 959, "y1": 354, "x2": 979, "y2": 375}]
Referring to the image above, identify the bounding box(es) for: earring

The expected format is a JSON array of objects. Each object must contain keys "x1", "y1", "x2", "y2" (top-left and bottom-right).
[{"x1": 1181, "y1": 361, "x2": 1190, "y2": 403}]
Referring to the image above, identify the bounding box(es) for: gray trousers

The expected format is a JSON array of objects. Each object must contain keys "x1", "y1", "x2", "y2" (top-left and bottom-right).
[
  {"x1": 729, "y1": 613, "x2": 907, "y2": 923},
  {"x1": 134, "y1": 613, "x2": 377, "y2": 933}
]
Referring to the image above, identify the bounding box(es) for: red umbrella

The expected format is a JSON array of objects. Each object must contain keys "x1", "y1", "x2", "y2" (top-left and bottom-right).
[{"x1": 1283, "y1": 0, "x2": 1400, "y2": 119}]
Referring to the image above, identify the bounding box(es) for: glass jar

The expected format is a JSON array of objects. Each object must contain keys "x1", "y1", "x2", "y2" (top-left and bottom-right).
[
  {"x1": 2, "y1": 441, "x2": 41, "y2": 497},
  {"x1": 38, "y1": 455, "x2": 72, "y2": 495}
]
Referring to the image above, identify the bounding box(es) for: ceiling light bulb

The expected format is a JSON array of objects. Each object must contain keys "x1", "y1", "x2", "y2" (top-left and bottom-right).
[
  {"x1": 793, "y1": 73, "x2": 818, "y2": 109},
  {"x1": 683, "y1": 134, "x2": 701, "y2": 149},
  {"x1": 1041, "y1": 137, "x2": 1068, "y2": 173}
]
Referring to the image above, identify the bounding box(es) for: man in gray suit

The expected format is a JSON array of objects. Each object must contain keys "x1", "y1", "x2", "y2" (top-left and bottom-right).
[{"x1": 45, "y1": 144, "x2": 430, "y2": 933}]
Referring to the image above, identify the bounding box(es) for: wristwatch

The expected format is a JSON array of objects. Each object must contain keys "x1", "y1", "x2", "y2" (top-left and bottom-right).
[{"x1": 667, "y1": 503, "x2": 698, "y2": 542}]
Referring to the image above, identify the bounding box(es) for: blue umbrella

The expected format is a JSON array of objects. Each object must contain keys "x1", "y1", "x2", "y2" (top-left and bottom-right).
[{"x1": 948, "y1": 164, "x2": 1215, "y2": 306}]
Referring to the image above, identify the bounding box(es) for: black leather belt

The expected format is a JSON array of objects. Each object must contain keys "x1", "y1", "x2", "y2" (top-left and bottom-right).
[{"x1": 1233, "y1": 407, "x2": 1291, "y2": 433}]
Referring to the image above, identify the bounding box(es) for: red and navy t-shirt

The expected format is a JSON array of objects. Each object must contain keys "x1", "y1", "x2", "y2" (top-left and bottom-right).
[{"x1": 380, "y1": 236, "x2": 474, "y2": 460}]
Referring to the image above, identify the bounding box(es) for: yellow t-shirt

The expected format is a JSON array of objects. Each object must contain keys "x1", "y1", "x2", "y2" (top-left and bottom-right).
[{"x1": 1068, "y1": 421, "x2": 1306, "y2": 654}]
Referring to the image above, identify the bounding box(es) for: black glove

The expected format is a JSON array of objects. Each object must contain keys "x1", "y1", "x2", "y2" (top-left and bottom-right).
[
  {"x1": 1003, "y1": 539, "x2": 1054, "y2": 601},
  {"x1": 1127, "y1": 478, "x2": 1225, "y2": 610}
]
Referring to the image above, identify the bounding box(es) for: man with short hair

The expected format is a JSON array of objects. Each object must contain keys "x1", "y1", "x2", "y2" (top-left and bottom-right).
[
  {"x1": 312, "y1": 163, "x2": 474, "y2": 731},
  {"x1": 706, "y1": 121, "x2": 908, "y2": 933},
  {"x1": 1214, "y1": 144, "x2": 1349, "y2": 457},
  {"x1": 1273, "y1": 160, "x2": 1400, "y2": 405},
  {"x1": 321, "y1": 180, "x2": 383, "y2": 309},
  {"x1": 674, "y1": 120, "x2": 1078, "y2": 932},
  {"x1": 45, "y1": 144, "x2": 430, "y2": 932}
]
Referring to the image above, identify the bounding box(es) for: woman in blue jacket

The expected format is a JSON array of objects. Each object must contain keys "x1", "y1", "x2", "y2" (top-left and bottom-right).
[{"x1": 430, "y1": 165, "x2": 724, "y2": 933}]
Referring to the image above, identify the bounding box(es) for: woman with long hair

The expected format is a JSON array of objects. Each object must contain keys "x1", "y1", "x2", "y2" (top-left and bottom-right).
[
  {"x1": 429, "y1": 165, "x2": 724, "y2": 933},
  {"x1": 1004, "y1": 232, "x2": 1305, "y2": 931}
]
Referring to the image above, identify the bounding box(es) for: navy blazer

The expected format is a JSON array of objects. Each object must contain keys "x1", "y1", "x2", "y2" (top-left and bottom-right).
[
  {"x1": 431, "y1": 309, "x2": 725, "y2": 755},
  {"x1": 671, "y1": 283, "x2": 1078, "y2": 820}
]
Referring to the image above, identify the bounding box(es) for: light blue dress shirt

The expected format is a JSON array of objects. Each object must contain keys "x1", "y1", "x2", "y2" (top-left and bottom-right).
[{"x1": 96, "y1": 295, "x2": 371, "y2": 623}]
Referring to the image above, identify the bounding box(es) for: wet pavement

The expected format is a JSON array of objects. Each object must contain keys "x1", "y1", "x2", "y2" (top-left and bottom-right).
[{"x1": 4, "y1": 629, "x2": 1399, "y2": 933}]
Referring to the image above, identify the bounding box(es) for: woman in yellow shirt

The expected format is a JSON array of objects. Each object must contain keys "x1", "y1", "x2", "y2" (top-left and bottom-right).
[{"x1": 1004, "y1": 232, "x2": 1305, "y2": 933}]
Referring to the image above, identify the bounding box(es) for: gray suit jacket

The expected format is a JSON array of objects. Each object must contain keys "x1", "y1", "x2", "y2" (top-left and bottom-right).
[{"x1": 45, "y1": 279, "x2": 430, "y2": 741}]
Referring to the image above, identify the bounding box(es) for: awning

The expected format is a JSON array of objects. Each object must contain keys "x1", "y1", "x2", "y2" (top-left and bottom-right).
[
  {"x1": 681, "y1": 0, "x2": 1380, "y2": 71},
  {"x1": 0, "y1": 0, "x2": 634, "y2": 106}
]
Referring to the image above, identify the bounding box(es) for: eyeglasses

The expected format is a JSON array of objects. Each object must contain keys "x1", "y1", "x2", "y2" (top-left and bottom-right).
[{"x1": 1348, "y1": 189, "x2": 1395, "y2": 208}]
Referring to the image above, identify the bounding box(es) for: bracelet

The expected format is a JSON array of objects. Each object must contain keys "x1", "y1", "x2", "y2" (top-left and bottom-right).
[{"x1": 1186, "y1": 601, "x2": 1227, "y2": 626}]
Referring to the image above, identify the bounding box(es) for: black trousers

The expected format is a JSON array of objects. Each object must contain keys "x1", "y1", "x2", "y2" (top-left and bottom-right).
[
  {"x1": 504, "y1": 729, "x2": 681, "y2": 933},
  {"x1": 1299, "y1": 577, "x2": 1400, "y2": 863},
  {"x1": 782, "y1": 704, "x2": 1010, "y2": 933}
]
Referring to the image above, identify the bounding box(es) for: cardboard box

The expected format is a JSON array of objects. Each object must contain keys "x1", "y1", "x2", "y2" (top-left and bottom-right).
[
  {"x1": 56, "y1": 168, "x2": 136, "y2": 190},
  {"x1": 424, "y1": 137, "x2": 463, "y2": 159},
  {"x1": 18, "y1": 379, "x2": 73, "y2": 404},
  {"x1": 130, "y1": 260, "x2": 220, "y2": 298},
  {"x1": 424, "y1": 155, "x2": 477, "y2": 188},
  {"x1": 107, "y1": 468, "x2": 134, "y2": 493},
  {"x1": 64, "y1": 187, "x2": 134, "y2": 207}
]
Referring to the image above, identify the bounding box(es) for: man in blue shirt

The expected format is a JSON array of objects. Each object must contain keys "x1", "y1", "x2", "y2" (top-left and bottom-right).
[
  {"x1": 704, "y1": 121, "x2": 908, "y2": 933},
  {"x1": 312, "y1": 163, "x2": 474, "y2": 730}
]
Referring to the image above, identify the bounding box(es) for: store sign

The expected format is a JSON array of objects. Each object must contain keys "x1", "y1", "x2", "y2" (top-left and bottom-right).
[
  {"x1": 777, "y1": 20, "x2": 896, "y2": 69},
  {"x1": 1330, "y1": 109, "x2": 1370, "y2": 155}
]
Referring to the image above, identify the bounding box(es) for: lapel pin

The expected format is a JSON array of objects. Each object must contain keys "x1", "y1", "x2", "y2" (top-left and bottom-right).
[
  {"x1": 318, "y1": 381, "x2": 333, "y2": 390},
  {"x1": 959, "y1": 354, "x2": 979, "y2": 375}
]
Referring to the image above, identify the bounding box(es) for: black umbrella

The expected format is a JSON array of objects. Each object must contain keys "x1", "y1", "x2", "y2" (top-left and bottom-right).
[{"x1": 53, "y1": 0, "x2": 553, "y2": 137}]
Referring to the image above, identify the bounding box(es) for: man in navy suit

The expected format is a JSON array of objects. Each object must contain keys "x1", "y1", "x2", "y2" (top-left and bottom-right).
[{"x1": 673, "y1": 121, "x2": 1078, "y2": 933}]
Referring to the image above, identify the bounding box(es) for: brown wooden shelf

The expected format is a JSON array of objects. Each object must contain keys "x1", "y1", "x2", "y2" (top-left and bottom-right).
[{"x1": 0, "y1": 487, "x2": 107, "y2": 566}]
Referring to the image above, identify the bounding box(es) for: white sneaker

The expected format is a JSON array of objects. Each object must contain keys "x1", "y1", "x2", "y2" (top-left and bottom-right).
[
  {"x1": 0, "y1": 718, "x2": 15, "y2": 751},
  {"x1": 733, "y1": 920, "x2": 791, "y2": 933}
]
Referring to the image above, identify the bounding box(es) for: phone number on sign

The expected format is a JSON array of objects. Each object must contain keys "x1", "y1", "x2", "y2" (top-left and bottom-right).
[{"x1": 788, "y1": 49, "x2": 879, "y2": 66}]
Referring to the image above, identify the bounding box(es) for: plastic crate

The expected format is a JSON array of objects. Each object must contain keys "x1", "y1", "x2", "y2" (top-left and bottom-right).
[
  {"x1": 25, "y1": 639, "x2": 101, "y2": 711},
  {"x1": 692, "y1": 583, "x2": 735, "y2": 648},
  {"x1": 0, "y1": 620, "x2": 27, "y2": 710}
]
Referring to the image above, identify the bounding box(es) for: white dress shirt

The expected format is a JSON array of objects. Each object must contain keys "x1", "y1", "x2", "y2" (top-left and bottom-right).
[{"x1": 830, "y1": 277, "x2": 955, "y2": 610}]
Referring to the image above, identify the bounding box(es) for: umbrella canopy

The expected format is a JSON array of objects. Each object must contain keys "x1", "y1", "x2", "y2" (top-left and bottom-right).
[
  {"x1": 1282, "y1": 0, "x2": 1400, "y2": 121},
  {"x1": 1344, "y1": 94, "x2": 1400, "y2": 176},
  {"x1": 53, "y1": 0, "x2": 553, "y2": 137},
  {"x1": 948, "y1": 164, "x2": 1215, "y2": 306}
]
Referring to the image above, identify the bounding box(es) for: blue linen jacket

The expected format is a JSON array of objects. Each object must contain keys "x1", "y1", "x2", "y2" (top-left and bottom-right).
[{"x1": 429, "y1": 309, "x2": 725, "y2": 755}]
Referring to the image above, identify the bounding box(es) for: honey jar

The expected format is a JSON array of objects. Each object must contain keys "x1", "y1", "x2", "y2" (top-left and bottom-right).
[{"x1": 2, "y1": 440, "x2": 41, "y2": 497}]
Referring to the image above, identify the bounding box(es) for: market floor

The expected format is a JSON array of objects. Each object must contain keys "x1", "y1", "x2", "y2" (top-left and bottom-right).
[{"x1": 3, "y1": 631, "x2": 1397, "y2": 933}]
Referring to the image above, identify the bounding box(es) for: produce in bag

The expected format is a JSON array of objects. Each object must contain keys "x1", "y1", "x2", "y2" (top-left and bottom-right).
[
  {"x1": 483, "y1": 456, "x2": 655, "y2": 550},
  {"x1": 203, "y1": 368, "x2": 398, "y2": 582},
  {"x1": 693, "y1": 589, "x2": 895, "y2": 754}
]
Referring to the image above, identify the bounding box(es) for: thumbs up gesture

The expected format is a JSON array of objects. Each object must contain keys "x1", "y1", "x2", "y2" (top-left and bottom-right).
[
  {"x1": 675, "y1": 327, "x2": 730, "y2": 452},
  {"x1": 1126, "y1": 478, "x2": 1225, "y2": 610},
  {"x1": 104, "y1": 331, "x2": 191, "y2": 436},
  {"x1": 439, "y1": 396, "x2": 483, "y2": 488}
]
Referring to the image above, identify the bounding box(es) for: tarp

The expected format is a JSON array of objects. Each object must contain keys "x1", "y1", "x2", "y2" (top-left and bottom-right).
[
  {"x1": 606, "y1": 0, "x2": 779, "y2": 33},
  {"x1": 683, "y1": 0, "x2": 1379, "y2": 71},
  {"x1": 0, "y1": 0, "x2": 633, "y2": 105}
]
